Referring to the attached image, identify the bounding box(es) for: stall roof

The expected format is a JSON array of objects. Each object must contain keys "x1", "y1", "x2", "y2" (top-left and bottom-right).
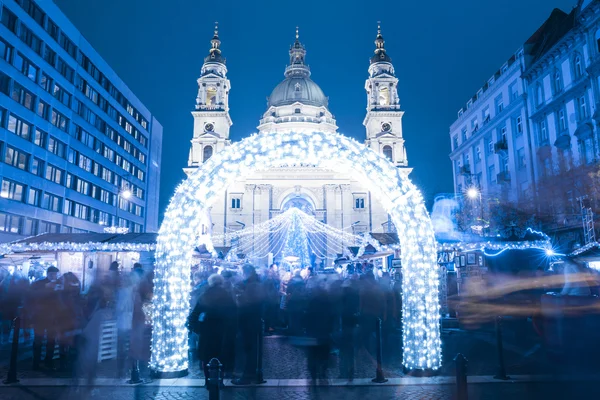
[
  {"x1": 0, "y1": 233, "x2": 158, "y2": 255},
  {"x1": 370, "y1": 233, "x2": 399, "y2": 246}
]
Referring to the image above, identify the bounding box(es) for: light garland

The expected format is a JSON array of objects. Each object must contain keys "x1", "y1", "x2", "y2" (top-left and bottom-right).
[
  {"x1": 437, "y1": 228, "x2": 552, "y2": 255},
  {"x1": 568, "y1": 241, "x2": 600, "y2": 257},
  {"x1": 152, "y1": 130, "x2": 441, "y2": 374},
  {"x1": 213, "y1": 207, "x2": 375, "y2": 262},
  {"x1": 0, "y1": 241, "x2": 156, "y2": 255}
]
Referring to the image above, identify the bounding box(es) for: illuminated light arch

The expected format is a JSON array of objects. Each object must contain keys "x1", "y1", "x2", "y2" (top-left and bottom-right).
[{"x1": 150, "y1": 131, "x2": 441, "y2": 376}]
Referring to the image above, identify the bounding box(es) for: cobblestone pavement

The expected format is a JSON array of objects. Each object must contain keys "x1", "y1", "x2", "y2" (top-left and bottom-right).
[
  {"x1": 1, "y1": 382, "x2": 599, "y2": 400},
  {"x1": 0, "y1": 327, "x2": 583, "y2": 381}
]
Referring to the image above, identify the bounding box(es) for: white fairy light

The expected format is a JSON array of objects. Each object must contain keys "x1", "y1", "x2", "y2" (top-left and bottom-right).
[{"x1": 151, "y1": 130, "x2": 441, "y2": 374}]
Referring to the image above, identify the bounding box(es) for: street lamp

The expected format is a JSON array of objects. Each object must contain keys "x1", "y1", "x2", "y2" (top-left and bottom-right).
[
  {"x1": 466, "y1": 187, "x2": 480, "y2": 200},
  {"x1": 104, "y1": 187, "x2": 133, "y2": 234},
  {"x1": 465, "y1": 186, "x2": 486, "y2": 234}
]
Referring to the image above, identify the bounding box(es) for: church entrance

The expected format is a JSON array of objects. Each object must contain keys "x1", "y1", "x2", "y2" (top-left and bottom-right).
[{"x1": 150, "y1": 130, "x2": 441, "y2": 376}]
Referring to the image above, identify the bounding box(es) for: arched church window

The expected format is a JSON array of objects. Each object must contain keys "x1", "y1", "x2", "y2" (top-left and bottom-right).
[
  {"x1": 206, "y1": 87, "x2": 217, "y2": 105},
  {"x1": 379, "y1": 87, "x2": 390, "y2": 106},
  {"x1": 383, "y1": 145, "x2": 393, "y2": 161},
  {"x1": 203, "y1": 145, "x2": 213, "y2": 162}
]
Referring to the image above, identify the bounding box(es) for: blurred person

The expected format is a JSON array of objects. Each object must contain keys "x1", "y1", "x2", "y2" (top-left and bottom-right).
[
  {"x1": 286, "y1": 269, "x2": 306, "y2": 336},
  {"x1": 339, "y1": 274, "x2": 360, "y2": 380},
  {"x1": 115, "y1": 271, "x2": 134, "y2": 378},
  {"x1": 358, "y1": 271, "x2": 386, "y2": 357},
  {"x1": 263, "y1": 264, "x2": 281, "y2": 333},
  {"x1": 28, "y1": 266, "x2": 60, "y2": 370},
  {"x1": 189, "y1": 273, "x2": 236, "y2": 386},
  {"x1": 304, "y1": 279, "x2": 333, "y2": 384},
  {"x1": 561, "y1": 259, "x2": 592, "y2": 296},
  {"x1": 129, "y1": 267, "x2": 153, "y2": 382},
  {"x1": 0, "y1": 267, "x2": 29, "y2": 345},
  {"x1": 190, "y1": 271, "x2": 208, "y2": 309},
  {"x1": 232, "y1": 265, "x2": 264, "y2": 385},
  {"x1": 219, "y1": 269, "x2": 238, "y2": 378},
  {"x1": 56, "y1": 272, "x2": 84, "y2": 373}
]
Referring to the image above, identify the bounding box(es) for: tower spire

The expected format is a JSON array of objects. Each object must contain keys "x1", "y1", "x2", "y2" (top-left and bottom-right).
[
  {"x1": 371, "y1": 21, "x2": 391, "y2": 64},
  {"x1": 286, "y1": 26, "x2": 310, "y2": 77},
  {"x1": 205, "y1": 21, "x2": 225, "y2": 64}
]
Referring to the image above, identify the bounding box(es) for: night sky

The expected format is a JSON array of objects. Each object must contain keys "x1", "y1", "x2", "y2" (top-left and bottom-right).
[{"x1": 54, "y1": 0, "x2": 576, "y2": 218}]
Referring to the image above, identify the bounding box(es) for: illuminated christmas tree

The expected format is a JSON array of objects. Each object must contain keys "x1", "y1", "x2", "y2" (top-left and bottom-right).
[{"x1": 281, "y1": 208, "x2": 311, "y2": 268}]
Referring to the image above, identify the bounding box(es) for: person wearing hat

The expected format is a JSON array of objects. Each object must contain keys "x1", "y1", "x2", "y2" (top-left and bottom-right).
[{"x1": 27, "y1": 266, "x2": 60, "y2": 370}]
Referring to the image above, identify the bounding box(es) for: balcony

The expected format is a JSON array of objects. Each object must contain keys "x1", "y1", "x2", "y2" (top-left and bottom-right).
[
  {"x1": 494, "y1": 139, "x2": 508, "y2": 153},
  {"x1": 459, "y1": 165, "x2": 471, "y2": 175},
  {"x1": 497, "y1": 171, "x2": 511, "y2": 183}
]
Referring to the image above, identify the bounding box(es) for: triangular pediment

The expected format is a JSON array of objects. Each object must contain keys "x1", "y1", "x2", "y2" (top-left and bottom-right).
[
  {"x1": 198, "y1": 131, "x2": 221, "y2": 139},
  {"x1": 375, "y1": 132, "x2": 399, "y2": 139}
]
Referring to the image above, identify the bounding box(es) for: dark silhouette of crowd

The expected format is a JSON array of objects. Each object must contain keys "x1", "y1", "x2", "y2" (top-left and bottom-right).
[
  {"x1": 0, "y1": 262, "x2": 153, "y2": 382},
  {"x1": 188, "y1": 261, "x2": 401, "y2": 384}
]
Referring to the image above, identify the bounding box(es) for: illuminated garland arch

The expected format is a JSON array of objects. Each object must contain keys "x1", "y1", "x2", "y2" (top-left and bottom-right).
[{"x1": 150, "y1": 131, "x2": 441, "y2": 376}]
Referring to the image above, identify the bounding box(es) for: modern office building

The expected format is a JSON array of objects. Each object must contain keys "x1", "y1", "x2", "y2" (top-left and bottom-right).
[{"x1": 0, "y1": 0, "x2": 162, "y2": 239}]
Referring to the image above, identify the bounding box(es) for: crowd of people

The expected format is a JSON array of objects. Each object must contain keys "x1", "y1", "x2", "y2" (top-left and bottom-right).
[
  {"x1": 188, "y1": 262, "x2": 401, "y2": 384},
  {"x1": 0, "y1": 262, "x2": 153, "y2": 382}
]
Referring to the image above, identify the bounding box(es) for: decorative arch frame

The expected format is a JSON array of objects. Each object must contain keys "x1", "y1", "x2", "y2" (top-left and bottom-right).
[
  {"x1": 150, "y1": 131, "x2": 441, "y2": 376},
  {"x1": 277, "y1": 187, "x2": 319, "y2": 211}
]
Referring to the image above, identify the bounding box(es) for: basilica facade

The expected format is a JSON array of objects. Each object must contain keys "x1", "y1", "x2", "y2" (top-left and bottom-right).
[{"x1": 185, "y1": 25, "x2": 410, "y2": 266}]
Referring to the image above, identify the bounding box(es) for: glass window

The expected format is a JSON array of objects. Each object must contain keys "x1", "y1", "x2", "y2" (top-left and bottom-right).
[
  {"x1": 578, "y1": 95, "x2": 588, "y2": 119},
  {"x1": 11, "y1": 81, "x2": 35, "y2": 111},
  {"x1": 34, "y1": 128, "x2": 47, "y2": 147},
  {"x1": 31, "y1": 157, "x2": 44, "y2": 176},
  {"x1": 517, "y1": 148, "x2": 526, "y2": 169},
  {"x1": 355, "y1": 197, "x2": 365, "y2": 209},
  {"x1": 574, "y1": 55, "x2": 583, "y2": 79},
  {"x1": 47, "y1": 136, "x2": 66, "y2": 158},
  {"x1": 7, "y1": 114, "x2": 32, "y2": 140},
  {"x1": 231, "y1": 198, "x2": 241, "y2": 209},
  {"x1": 516, "y1": 116, "x2": 523, "y2": 134},
  {"x1": 4, "y1": 146, "x2": 29, "y2": 170},
  {"x1": 43, "y1": 46, "x2": 57, "y2": 66},
  {"x1": 45, "y1": 164, "x2": 64, "y2": 185},
  {"x1": 382, "y1": 145, "x2": 393, "y2": 161},
  {"x1": 495, "y1": 94, "x2": 504, "y2": 114},
  {"x1": 57, "y1": 57, "x2": 74, "y2": 82},
  {"x1": 0, "y1": 179, "x2": 25, "y2": 202},
  {"x1": 558, "y1": 108, "x2": 567, "y2": 132},
  {"x1": 46, "y1": 18, "x2": 59, "y2": 40},
  {"x1": 39, "y1": 72, "x2": 52, "y2": 92},
  {"x1": 0, "y1": 38, "x2": 12, "y2": 63},
  {"x1": 37, "y1": 99, "x2": 49, "y2": 119},
  {"x1": 51, "y1": 109, "x2": 69, "y2": 132},
  {"x1": 27, "y1": 187, "x2": 41, "y2": 206},
  {"x1": 539, "y1": 119, "x2": 548, "y2": 143},
  {"x1": 1, "y1": 6, "x2": 17, "y2": 33},
  {"x1": 42, "y1": 193, "x2": 62, "y2": 212}
]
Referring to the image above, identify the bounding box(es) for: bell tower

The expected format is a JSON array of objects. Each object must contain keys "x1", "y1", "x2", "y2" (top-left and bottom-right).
[
  {"x1": 363, "y1": 23, "x2": 409, "y2": 171},
  {"x1": 186, "y1": 23, "x2": 232, "y2": 174}
]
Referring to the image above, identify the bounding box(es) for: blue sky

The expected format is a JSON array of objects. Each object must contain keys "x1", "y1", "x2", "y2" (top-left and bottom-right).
[{"x1": 54, "y1": 0, "x2": 577, "y2": 215}]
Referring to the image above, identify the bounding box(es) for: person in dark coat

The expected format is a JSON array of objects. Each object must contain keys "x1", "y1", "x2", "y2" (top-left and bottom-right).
[
  {"x1": 304, "y1": 280, "x2": 334, "y2": 384},
  {"x1": 231, "y1": 265, "x2": 265, "y2": 385},
  {"x1": 339, "y1": 275, "x2": 360, "y2": 380},
  {"x1": 189, "y1": 273, "x2": 236, "y2": 385},
  {"x1": 28, "y1": 266, "x2": 61, "y2": 370},
  {"x1": 56, "y1": 272, "x2": 84, "y2": 372}
]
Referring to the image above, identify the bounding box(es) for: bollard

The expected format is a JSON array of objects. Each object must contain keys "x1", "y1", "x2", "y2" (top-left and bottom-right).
[
  {"x1": 207, "y1": 358, "x2": 222, "y2": 400},
  {"x1": 3, "y1": 316, "x2": 20, "y2": 385},
  {"x1": 127, "y1": 359, "x2": 143, "y2": 384},
  {"x1": 493, "y1": 316, "x2": 510, "y2": 380},
  {"x1": 454, "y1": 353, "x2": 468, "y2": 400},
  {"x1": 255, "y1": 318, "x2": 266, "y2": 384},
  {"x1": 372, "y1": 317, "x2": 388, "y2": 383}
]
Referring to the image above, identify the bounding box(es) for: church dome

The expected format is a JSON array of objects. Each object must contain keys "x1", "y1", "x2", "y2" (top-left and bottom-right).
[{"x1": 268, "y1": 76, "x2": 328, "y2": 108}]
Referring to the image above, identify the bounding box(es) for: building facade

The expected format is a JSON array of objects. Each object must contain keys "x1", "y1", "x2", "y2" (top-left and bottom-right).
[
  {"x1": 186, "y1": 26, "x2": 410, "y2": 267},
  {"x1": 449, "y1": 48, "x2": 531, "y2": 203},
  {"x1": 449, "y1": 0, "x2": 600, "y2": 240},
  {"x1": 0, "y1": 0, "x2": 162, "y2": 240}
]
